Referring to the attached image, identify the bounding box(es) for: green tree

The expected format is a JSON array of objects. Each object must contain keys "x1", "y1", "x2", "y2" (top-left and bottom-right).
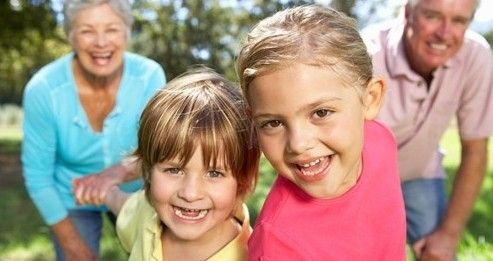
[
  {"x1": 0, "y1": 0, "x2": 70, "y2": 105},
  {"x1": 130, "y1": 0, "x2": 316, "y2": 81},
  {"x1": 0, "y1": 0, "x2": 367, "y2": 104}
]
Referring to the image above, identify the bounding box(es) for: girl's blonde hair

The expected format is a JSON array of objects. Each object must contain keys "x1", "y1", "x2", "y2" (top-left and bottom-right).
[
  {"x1": 236, "y1": 5, "x2": 372, "y2": 101},
  {"x1": 136, "y1": 67, "x2": 260, "y2": 201}
]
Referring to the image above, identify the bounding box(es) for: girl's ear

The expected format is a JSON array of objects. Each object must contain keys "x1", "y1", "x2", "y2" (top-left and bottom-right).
[{"x1": 363, "y1": 76, "x2": 386, "y2": 120}]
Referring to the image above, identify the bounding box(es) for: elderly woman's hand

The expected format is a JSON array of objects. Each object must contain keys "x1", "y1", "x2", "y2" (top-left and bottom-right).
[
  {"x1": 73, "y1": 156, "x2": 139, "y2": 205},
  {"x1": 73, "y1": 166, "x2": 125, "y2": 206}
]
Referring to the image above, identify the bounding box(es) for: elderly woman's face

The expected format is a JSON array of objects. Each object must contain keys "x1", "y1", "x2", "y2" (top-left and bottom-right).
[{"x1": 70, "y1": 3, "x2": 128, "y2": 78}]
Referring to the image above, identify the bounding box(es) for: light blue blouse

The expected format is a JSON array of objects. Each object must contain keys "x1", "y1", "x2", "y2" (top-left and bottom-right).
[{"x1": 21, "y1": 52, "x2": 166, "y2": 225}]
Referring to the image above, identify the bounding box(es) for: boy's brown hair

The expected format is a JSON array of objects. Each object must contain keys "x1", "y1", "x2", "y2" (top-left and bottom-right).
[{"x1": 135, "y1": 67, "x2": 260, "y2": 201}]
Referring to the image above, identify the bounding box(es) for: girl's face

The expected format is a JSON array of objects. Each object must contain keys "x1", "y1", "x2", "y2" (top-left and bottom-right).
[
  {"x1": 70, "y1": 3, "x2": 128, "y2": 79},
  {"x1": 249, "y1": 63, "x2": 382, "y2": 198},
  {"x1": 150, "y1": 145, "x2": 239, "y2": 242}
]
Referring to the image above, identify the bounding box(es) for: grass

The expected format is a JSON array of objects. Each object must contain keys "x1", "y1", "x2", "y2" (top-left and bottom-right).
[{"x1": 1, "y1": 125, "x2": 492, "y2": 260}]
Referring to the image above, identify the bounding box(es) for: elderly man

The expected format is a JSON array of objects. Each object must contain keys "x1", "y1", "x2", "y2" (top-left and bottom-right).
[{"x1": 364, "y1": 0, "x2": 493, "y2": 259}]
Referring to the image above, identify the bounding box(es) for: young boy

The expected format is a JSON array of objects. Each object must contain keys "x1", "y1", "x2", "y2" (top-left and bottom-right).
[
  {"x1": 75, "y1": 68, "x2": 260, "y2": 260},
  {"x1": 236, "y1": 5, "x2": 406, "y2": 260}
]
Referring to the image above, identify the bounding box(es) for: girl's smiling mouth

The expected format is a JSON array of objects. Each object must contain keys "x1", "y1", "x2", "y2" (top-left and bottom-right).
[{"x1": 293, "y1": 155, "x2": 332, "y2": 182}]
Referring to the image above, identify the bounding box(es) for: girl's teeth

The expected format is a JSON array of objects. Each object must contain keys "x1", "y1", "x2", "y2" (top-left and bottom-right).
[
  {"x1": 298, "y1": 157, "x2": 328, "y2": 176},
  {"x1": 302, "y1": 158, "x2": 321, "y2": 168}
]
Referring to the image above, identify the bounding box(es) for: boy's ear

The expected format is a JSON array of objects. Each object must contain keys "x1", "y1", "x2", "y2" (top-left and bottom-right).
[
  {"x1": 363, "y1": 76, "x2": 386, "y2": 120},
  {"x1": 246, "y1": 106, "x2": 252, "y2": 118}
]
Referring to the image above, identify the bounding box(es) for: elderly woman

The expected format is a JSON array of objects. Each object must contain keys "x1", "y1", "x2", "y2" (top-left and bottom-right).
[{"x1": 21, "y1": 0, "x2": 166, "y2": 259}]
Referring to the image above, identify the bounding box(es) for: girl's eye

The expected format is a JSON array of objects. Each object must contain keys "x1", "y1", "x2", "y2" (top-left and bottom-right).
[
  {"x1": 260, "y1": 120, "x2": 282, "y2": 129},
  {"x1": 207, "y1": 170, "x2": 225, "y2": 178},
  {"x1": 314, "y1": 109, "x2": 331, "y2": 119}
]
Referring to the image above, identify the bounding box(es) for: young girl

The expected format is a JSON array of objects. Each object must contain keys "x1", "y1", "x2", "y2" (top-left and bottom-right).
[
  {"x1": 236, "y1": 5, "x2": 406, "y2": 260},
  {"x1": 77, "y1": 67, "x2": 260, "y2": 260}
]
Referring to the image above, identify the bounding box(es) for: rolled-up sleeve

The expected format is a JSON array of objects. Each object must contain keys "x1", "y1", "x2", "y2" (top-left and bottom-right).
[{"x1": 457, "y1": 44, "x2": 493, "y2": 139}]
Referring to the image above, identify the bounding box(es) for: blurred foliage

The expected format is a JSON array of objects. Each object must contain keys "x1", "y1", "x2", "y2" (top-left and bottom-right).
[
  {"x1": 484, "y1": 30, "x2": 493, "y2": 48},
  {"x1": 0, "y1": 0, "x2": 491, "y2": 105},
  {"x1": 130, "y1": 0, "x2": 316, "y2": 81},
  {"x1": 0, "y1": 0, "x2": 70, "y2": 105}
]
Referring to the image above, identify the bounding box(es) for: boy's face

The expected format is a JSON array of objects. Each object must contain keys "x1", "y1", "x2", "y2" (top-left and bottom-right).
[
  {"x1": 149, "y1": 145, "x2": 239, "y2": 241},
  {"x1": 249, "y1": 64, "x2": 380, "y2": 198}
]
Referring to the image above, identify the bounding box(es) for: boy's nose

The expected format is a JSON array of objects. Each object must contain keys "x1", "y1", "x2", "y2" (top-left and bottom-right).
[{"x1": 177, "y1": 175, "x2": 204, "y2": 202}]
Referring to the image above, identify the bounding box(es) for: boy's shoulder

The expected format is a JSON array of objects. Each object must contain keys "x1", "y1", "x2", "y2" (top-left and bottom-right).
[{"x1": 116, "y1": 190, "x2": 157, "y2": 252}]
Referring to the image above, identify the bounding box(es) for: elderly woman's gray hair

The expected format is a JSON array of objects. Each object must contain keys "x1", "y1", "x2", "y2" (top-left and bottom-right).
[{"x1": 63, "y1": 0, "x2": 133, "y2": 36}]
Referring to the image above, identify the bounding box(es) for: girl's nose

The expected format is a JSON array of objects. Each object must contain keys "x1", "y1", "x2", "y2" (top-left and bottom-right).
[{"x1": 286, "y1": 122, "x2": 314, "y2": 155}]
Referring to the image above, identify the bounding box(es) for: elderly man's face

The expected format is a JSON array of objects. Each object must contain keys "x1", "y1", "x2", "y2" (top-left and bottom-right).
[{"x1": 404, "y1": 0, "x2": 475, "y2": 77}]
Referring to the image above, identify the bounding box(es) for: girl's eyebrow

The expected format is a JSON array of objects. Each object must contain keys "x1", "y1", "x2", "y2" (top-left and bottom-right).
[
  {"x1": 300, "y1": 97, "x2": 342, "y2": 111},
  {"x1": 253, "y1": 97, "x2": 342, "y2": 120}
]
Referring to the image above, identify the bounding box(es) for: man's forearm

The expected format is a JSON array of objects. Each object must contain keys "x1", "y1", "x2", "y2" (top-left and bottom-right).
[{"x1": 439, "y1": 138, "x2": 487, "y2": 240}]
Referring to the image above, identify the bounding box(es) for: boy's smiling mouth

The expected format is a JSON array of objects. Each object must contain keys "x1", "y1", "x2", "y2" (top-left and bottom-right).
[{"x1": 173, "y1": 206, "x2": 208, "y2": 220}]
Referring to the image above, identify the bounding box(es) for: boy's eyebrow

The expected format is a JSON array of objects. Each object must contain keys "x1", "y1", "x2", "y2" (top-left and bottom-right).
[
  {"x1": 156, "y1": 160, "x2": 180, "y2": 167},
  {"x1": 253, "y1": 97, "x2": 342, "y2": 120}
]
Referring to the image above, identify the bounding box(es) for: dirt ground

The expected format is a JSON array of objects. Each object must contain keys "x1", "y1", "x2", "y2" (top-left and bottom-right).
[{"x1": 0, "y1": 153, "x2": 22, "y2": 187}]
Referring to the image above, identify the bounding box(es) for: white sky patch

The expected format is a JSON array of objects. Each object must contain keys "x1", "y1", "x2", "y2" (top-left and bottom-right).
[{"x1": 475, "y1": 0, "x2": 493, "y2": 22}]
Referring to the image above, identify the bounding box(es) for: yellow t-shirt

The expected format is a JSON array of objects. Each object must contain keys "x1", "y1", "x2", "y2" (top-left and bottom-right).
[{"x1": 116, "y1": 190, "x2": 251, "y2": 261}]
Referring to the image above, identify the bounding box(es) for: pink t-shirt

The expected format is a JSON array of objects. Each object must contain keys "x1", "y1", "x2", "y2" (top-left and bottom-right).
[
  {"x1": 364, "y1": 23, "x2": 493, "y2": 181},
  {"x1": 248, "y1": 120, "x2": 406, "y2": 261}
]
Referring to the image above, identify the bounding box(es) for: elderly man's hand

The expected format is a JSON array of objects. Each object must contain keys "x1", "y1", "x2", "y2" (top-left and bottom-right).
[{"x1": 413, "y1": 228, "x2": 459, "y2": 261}]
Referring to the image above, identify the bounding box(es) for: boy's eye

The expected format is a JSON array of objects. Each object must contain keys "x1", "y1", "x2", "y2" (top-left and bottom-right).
[
  {"x1": 260, "y1": 120, "x2": 282, "y2": 129},
  {"x1": 314, "y1": 109, "x2": 331, "y2": 118},
  {"x1": 164, "y1": 168, "x2": 182, "y2": 175},
  {"x1": 207, "y1": 170, "x2": 225, "y2": 178}
]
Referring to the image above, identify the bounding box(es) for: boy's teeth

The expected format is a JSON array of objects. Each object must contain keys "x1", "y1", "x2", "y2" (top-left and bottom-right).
[{"x1": 174, "y1": 207, "x2": 208, "y2": 220}]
